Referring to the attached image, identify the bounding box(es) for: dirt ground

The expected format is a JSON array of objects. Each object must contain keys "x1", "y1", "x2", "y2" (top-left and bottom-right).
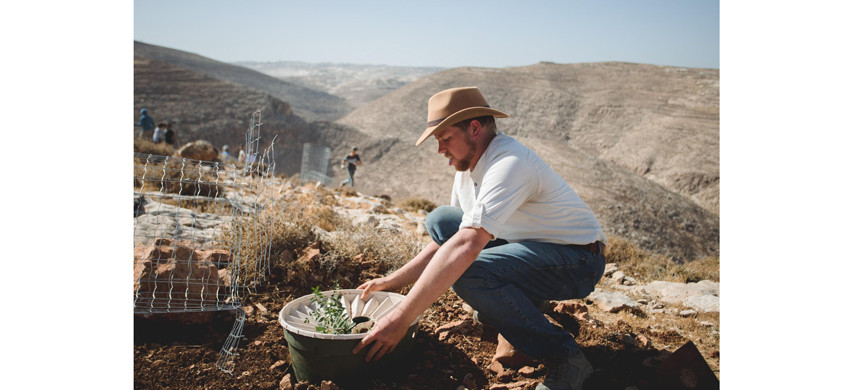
[{"x1": 134, "y1": 264, "x2": 720, "y2": 390}]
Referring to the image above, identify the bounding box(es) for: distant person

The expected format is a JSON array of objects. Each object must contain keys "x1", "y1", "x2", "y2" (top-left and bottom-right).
[
  {"x1": 340, "y1": 147, "x2": 363, "y2": 187},
  {"x1": 237, "y1": 146, "x2": 246, "y2": 165},
  {"x1": 152, "y1": 123, "x2": 165, "y2": 143},
  {"x1": 135, "y1": 108, "x2": 155, "y2": 139},
  {"x1": 222, "y1": 145, "x2": 231, "y2": 158},
  {"x1": 164, "y1": 123, "x2": 176, "y2": 146},
  {"x1": 354, "y1": 87, "x2": 606, "y2": 390}
]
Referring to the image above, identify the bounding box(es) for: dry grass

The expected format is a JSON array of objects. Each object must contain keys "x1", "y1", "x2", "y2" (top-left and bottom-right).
[
  {"x1": 399, "y1": 197, "x2": 438, "y2": 213},
  {"x1": 134, "y1": 137, "x2": 176, "y2": 156},
  {"x1": 605, "y1": 236, "x2": 719, "y2": 283}
]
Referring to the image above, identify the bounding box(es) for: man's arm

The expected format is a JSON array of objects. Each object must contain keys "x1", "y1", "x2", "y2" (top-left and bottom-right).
[{"x1": 353, "y1": 226, "x2": 491, "y2": 361}]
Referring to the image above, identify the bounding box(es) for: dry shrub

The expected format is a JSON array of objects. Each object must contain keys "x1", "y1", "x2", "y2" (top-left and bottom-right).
[
  {"x1": 134, "y1": 137, "x2": 176, "y2": 156},
  {"x1": 605, "y1": 236, "x2": 719, "y2": 283},
  {"x1": 219, "y1": 212, "x2": 277, "y2": 287},
  {"x1": 320, "y1": 228, "x2": 425, "y2": 274},
  {"x1": 400, "y1": 197, "x2": 438, "y2": 213},
  {"x1": 134, "y1": 157, "x2": 227, "y2": 199}
]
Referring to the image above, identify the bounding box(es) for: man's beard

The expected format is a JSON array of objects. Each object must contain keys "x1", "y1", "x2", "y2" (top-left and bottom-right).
[{"x1": 452, "y1": 137, "x2": 476, "y2": 172}]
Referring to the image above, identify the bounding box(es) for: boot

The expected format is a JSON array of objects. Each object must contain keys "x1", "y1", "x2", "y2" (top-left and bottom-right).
[{"x1": 536, "y1": 349, "x2": 593, "y2": 390}]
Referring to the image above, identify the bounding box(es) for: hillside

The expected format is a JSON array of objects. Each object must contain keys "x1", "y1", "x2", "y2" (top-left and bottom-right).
[
  {"x1": 337, "y1": 63, "x2": 719, "y2": 261},
  {"x1": 134, "y1": 181, "x2": 720, "y2": 390},
  {"x1": 235, "y1": 61, "x2": 444, "y2": 109},
  {"x1": 135, "y1": 41, "x2": 352, "y2": 121},
  {"x1": 133, "y1": 42, "x2": 718, "y2": 261},
  {"x1": 339, "y1": 63, "x2": 719, "y2": 215}
]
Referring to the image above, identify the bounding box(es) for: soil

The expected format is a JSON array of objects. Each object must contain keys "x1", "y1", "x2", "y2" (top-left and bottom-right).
[{"x1": 134, "y1": 255, "x2": 719, "y2": 390}]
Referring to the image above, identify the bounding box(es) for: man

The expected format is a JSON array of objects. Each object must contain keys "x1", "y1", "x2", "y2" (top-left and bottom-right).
[
  {"x1": 135, "y1": 108, "x2": 155, "y2": 139},
  {"x1": 354, "y1": 87, "x2": 606, "y2": 390},
  {"x1": 152, "y1": 122, "x2": 165, "y2": 144},
  {"x1": 340, "y1": 147, "x2": 363, "y2": 187}
]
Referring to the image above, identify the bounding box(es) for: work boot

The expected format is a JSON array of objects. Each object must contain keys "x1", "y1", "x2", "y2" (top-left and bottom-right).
[{"x1": 536, "y1": 349, "x2": 594, "y2": 390}]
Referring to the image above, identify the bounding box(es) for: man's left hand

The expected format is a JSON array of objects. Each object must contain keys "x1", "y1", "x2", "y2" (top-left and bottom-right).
[{"x1": 352, "y1": 310, "x2": 409, "y2": 362}]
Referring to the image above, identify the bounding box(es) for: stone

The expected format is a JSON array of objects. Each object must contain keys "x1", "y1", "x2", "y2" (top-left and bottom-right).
[
  {"x1": 639, "y1": 280, "x2": 719, "y2": 306},
  {"x1": 278, "y1": 373, "x2": 293, "y2": 390},
  {"x1": 611, "y1": 270, "x2": 626, "y2": 284},
  {"x1": 269, "y1": 360, "x2": 287, "y2": 370},
  {"x1": 133, "y1": 240, "x2": 226, "y2": 311},
  {"x1": 319, "y1": 380, "x2": 339, "y2": 390},
  {"x1": 679, "y1": 309, "x2": 697, "y2": 317},
  {"x1": 175, "y1": 140, "x2": 219, "y2": 162},
  {"x1": 435, "y1": 319, "x2": 472, "y2": 341},
  {"x1": 518, "y1": 366, "x2": 540, "y2": 377},
  {"x1": 604, "y1": 263, "x2": 619, "y2": 276},
  {"x1": 683, "y1": 294, "x2": 720, "y2": 313},
  {"x1": 588, "y1": 291, "x2": 642, "y2": 314},
  {"x1": 492, "y1": 333, "x2": 536, "y2": 368}
]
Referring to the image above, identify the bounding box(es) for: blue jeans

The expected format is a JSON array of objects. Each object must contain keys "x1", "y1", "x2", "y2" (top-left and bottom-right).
[
  {"x1": 340, "y1": 166, "x2": 356, "y2": 187},
  {"x1": 426, "y1": 206, "x2": 605, "y2": 359}
]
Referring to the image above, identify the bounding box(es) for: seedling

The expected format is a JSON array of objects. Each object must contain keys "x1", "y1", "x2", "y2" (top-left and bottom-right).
[{"x1": 304, "y1": 286, "x2": 355, "y2": 334}]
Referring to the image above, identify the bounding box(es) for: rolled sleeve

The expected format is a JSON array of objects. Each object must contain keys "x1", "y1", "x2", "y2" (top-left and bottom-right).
[{"x1": 459, "y1": 201, "x2": 503, "y2": 239}]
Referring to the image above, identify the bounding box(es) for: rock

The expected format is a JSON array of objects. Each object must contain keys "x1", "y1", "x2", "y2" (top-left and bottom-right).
[
  {"x1": 255, "y1": 303, "x2": 269, "y2": 313},
  {"x1": 278, "y1": 373, "x2": 293, "y2": 390},
  {"x1": 611, "y1": 270, "x2": 626, "y2": 284},
  {"x1": 269, "y1": 360, "x2": 287, "y2": 370},
  {"x1": 588, "y1": 291, "x2": 642, "y2": 314},
  {"x1": 487, "y1": 360, "x2": 505, "y2": 376},
  {"x1": 518, "y1": 366, "x2": 540, "y2": 377},
  {"x1": 679, "y1": 309, "x2": 697, "y2": 317},
  {"x1": 683, "y1": 294, "x2": 720, "y2": 313},
  {"x1": 604, "y1": 263, "x2": 619, "y2": 276},
  {"x1": 639, "y1": 280, "x2": 719, "y2": 307},
  {"x1": 133, "y1": 240, "x2": 226, "y2": 312},
  {"x1": 492, "y1": 333, "x2": 536, "y2": 368},
  {"x1": 174, "y1": 140, "x2": 219, "y2": 161},
  {"x1": 320, "y1": 380, "x2": 339, "y2": 390},
  {"x1": 622, "y1": 276, "x2": 638, "y2": 286},
  {"x1": 551, "y1": 301, "x2": 592, "y2": 321},
  {"x1": 435, "y1": 319, "x2": 473, "y2": 341}
]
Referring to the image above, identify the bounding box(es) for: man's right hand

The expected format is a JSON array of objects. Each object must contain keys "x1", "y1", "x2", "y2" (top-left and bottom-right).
[{"x1": 357, "y1": 278, "x2": 394, "y2": 300}]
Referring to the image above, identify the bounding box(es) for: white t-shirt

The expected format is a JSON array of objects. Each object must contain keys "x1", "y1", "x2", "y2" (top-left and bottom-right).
[{"x1": 451, "y1": 133, "x2": 606, "y2": 245}]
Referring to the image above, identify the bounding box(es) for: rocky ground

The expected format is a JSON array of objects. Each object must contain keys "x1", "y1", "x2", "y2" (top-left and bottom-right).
[{"x1": 134, "y1": 185, "x2": 719, "y2": 390}]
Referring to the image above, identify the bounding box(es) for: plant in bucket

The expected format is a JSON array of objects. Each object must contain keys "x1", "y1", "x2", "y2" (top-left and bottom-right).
[{"x1": 279, "y1": 287, "x2": 421, "y2": 386}]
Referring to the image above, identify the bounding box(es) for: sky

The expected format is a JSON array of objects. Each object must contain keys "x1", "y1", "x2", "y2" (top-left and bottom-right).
[{"x1": 134, "y1": 0, "x2": 719, "y2": 69}]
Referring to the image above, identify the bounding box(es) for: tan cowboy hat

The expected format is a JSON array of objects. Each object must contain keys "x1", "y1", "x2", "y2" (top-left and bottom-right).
[{"x1": 415, "y1": 86, "x2": 509, "y2": 146}]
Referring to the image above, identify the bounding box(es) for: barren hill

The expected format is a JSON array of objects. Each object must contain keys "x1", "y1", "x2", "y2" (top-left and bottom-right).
[
  {"x1": 339, "y1": 63, "x2": 719, "y2": 215},
  {"x1": 235, "y1": 61, "x2": 444, "y2": 109},
  {"x1": 134, "y1": 53, "x2": 372, "y2": 176},
  {"x1": 337, "y1": 63, "x2": 719, "y2": 261},
  {"x1": 133, "y1": 42, "x2": 718, "y2": 261},
  {"x1": 135, "y1": 41, "x2": 351, "y2": 121}
]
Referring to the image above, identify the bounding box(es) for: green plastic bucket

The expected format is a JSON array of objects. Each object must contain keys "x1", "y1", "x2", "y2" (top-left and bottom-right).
[{"x1": 278, "y1": 289, "x2": 420, "y2": 384}]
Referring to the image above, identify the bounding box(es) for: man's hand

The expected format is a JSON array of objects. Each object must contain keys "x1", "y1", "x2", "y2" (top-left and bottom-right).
[
  {"x1": 356, "y1": 277, "x2": 394, "y2": 300},
  {"x1": 352, "y1": 309, "x2": 410, "y2": 362}
]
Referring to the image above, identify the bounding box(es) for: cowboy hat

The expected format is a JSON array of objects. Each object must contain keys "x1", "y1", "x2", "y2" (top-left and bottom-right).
[{"x1": 416, "y1": 87, "x2": 509, "y2": 146}]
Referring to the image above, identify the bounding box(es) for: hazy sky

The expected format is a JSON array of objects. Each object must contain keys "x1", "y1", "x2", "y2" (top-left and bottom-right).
[{"x1": 134, "y1": 0, "x2": 719, "y2": 69}]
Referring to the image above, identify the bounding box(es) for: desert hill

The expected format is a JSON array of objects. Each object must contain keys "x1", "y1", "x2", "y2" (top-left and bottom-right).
[
  {"x1": 134, "y1": 53, "x2": 378, "y2": 176},
  {"x1": 338, "y1": 63, "x2": 719, "y2": 261},
  {"x1": 135, "y1": 41, "x2": 351, "y2": 121},
  {"x1": 133, "y1": 42, "x2": 718, "y2": 261},
  {"x1": 235, "y1": 61, "x2": 444, "y2": 109},
  {"x1": 339, "y1": 63, "x2": 719, "y2": 215}
]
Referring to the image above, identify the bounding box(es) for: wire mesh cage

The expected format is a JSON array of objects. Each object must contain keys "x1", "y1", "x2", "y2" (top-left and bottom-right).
[
  {"x1": 300, "y1": 143, "x2": 331, "y2": 185},
  {"x1": 133, "y1": 110, "x2": 276, "y2": 373}
]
